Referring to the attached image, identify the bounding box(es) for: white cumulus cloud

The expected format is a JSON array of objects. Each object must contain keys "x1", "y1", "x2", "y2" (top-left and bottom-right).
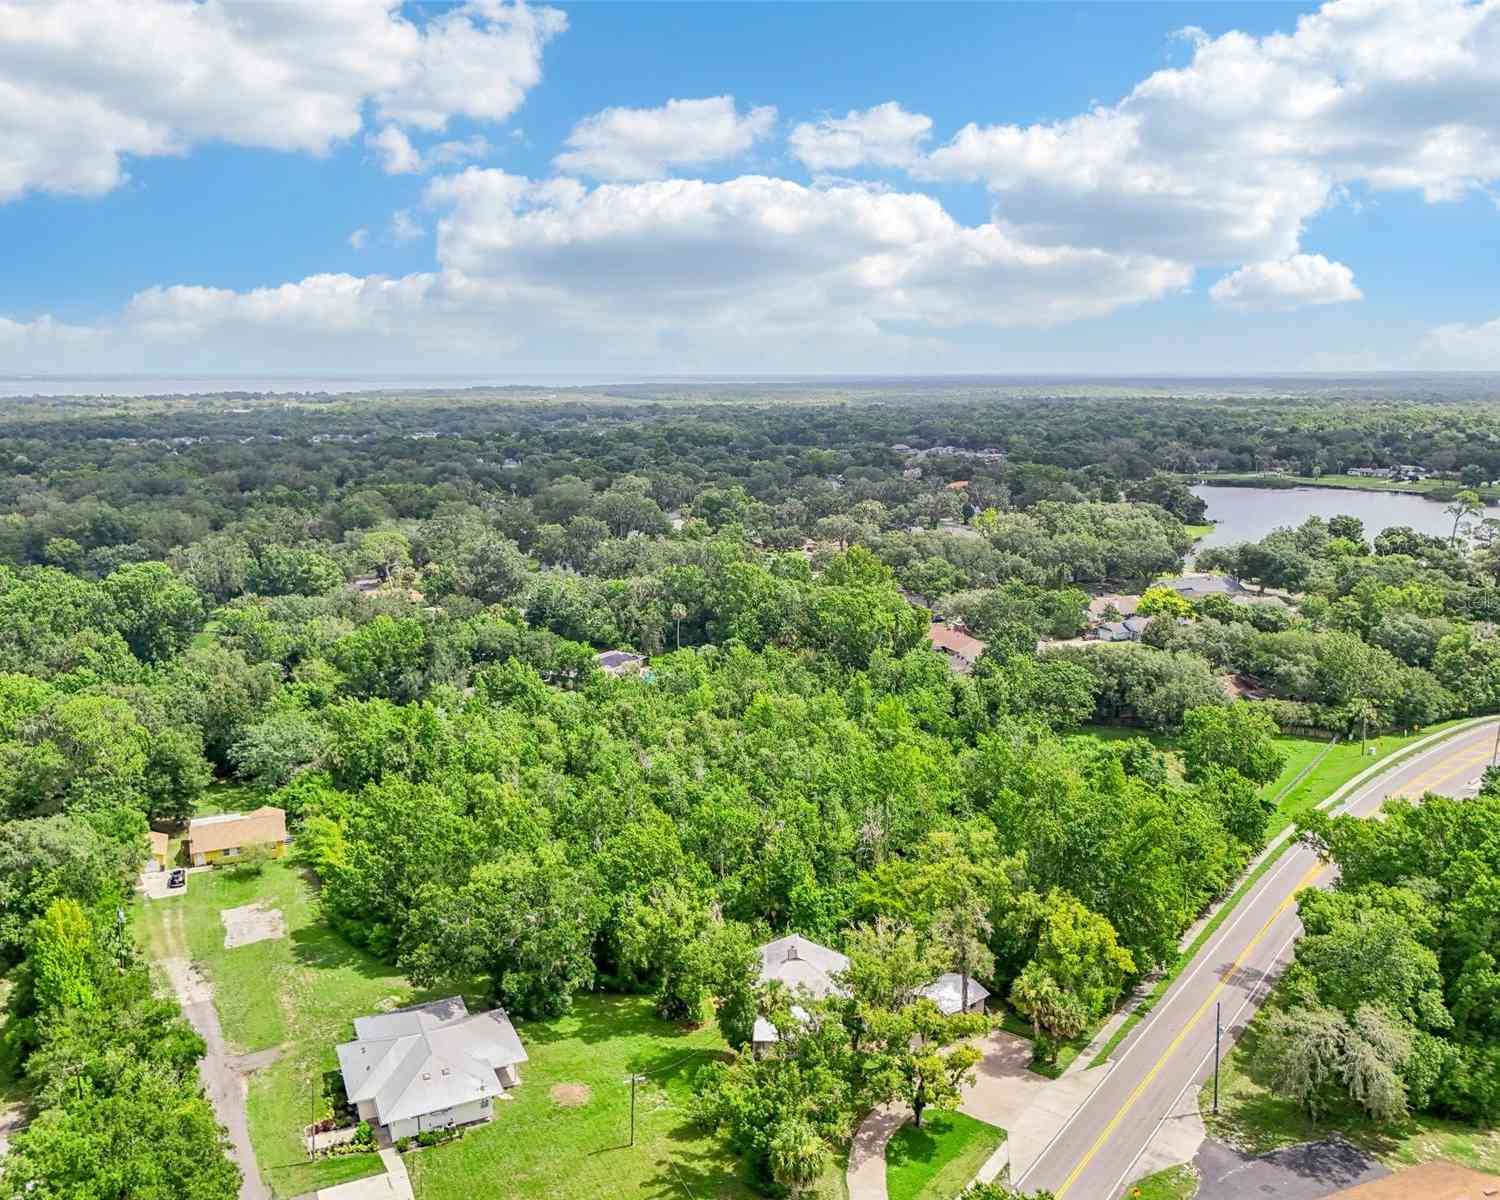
[
  {"x1": 367, "y1": 125, "x2": 422, "y2": 174},
  {"x1": 0, "y1": 0, "x2": 563, "y2": 202},
  {"x1": 1423, "y1": 315, "x2": 1500, "y2": 367},
  {"x1": 1209, "y1": 254, "x2": 1363, "y2": 310},
  {"x1": 348, "y1": 228, "x2": 370, "y2": 250},
  {"x1": 554, "y1": 96, "x2": 776, "y2": 180},
  {"x1": 789, "y1": 102, "x2": 933, "y2": 171},
  {"x1": 895, "y1": 0, "x2": 1500, "y2": 275}
]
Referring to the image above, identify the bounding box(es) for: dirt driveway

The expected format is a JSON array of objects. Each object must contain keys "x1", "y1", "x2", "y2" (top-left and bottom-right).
[{"x1": 159, "y1": 905, "x2": 272, "y2": 1200}]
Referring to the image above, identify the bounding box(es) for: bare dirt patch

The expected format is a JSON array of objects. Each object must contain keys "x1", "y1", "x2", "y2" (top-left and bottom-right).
[
  {"x1": 550, "y1": 1083, "x2": 592, "y2": 1108},
  {"x1": 221, "y1": 902, "x2": 288, "y2": 949}
]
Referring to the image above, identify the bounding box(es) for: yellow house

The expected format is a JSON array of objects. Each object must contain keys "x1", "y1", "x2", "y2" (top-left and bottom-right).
[
  {"x1": 146, "y1": 830, "x2": 170, "y2": 872},
  {"x1": 187, "y1": 807, "x2": 289, "y2": 867}
]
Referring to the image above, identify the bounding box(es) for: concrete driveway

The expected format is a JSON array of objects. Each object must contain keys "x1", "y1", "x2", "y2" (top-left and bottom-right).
[
  {"x1": 316, "y1": 1149, "x2": 410, "y2": 1200},
  {"x1": 141, "y1": 868, "x2": 186, "y2": 900}
]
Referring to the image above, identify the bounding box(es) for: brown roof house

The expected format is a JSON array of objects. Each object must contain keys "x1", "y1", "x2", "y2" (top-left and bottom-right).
[
  {"x1": 187, "y1": 806, "x2": 289, "y2": 867},
  {"x1": 928, "y1": 622, "x2": 987, "y2": 673},
  {"x1": 1328, "y1": 1161, "x2": 1500, "y2": 1199}
]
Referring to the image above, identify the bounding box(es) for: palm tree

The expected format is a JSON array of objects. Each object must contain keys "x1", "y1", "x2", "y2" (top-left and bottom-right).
[
  {"x1": 1343, "y1": 698, "x2": 1381, "y2": 755},
  {"x1": 769, "y1": 1117, "x2": 827, "y2": 1198},
  {"x1": 671, "y1": 602, "x2": 687, "y2": 650}
]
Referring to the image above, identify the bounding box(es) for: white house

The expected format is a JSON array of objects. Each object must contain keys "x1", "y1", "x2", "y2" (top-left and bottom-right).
[
  {"x1": 335, "y1": 997, "x2": 527, "y2": 1141},
  {"x1": 917, "y1": 972, "x2": 990, "y2": 1016},
  {"x1": 752, "y1": 935, "x2": 851, "y2": 1051}
]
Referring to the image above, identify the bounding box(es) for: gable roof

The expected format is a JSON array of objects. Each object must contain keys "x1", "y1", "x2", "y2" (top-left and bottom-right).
[
  {"x1": 918, "y1": 973, "x2": 991, "y2": 1015},
  {"x1": 187, "y1": 807, "x2": 287, "y2": 856},
  {"x1": 336, "y1": 997, "x2": 527, "y2": 1124},
  {"x1": 148, "y1": 830, "x2": 170, "y2": 860},
  {"x1": 757, "y1": 935, "x2": 850, "y2": 998},
  {"x1": 928, "y1": 624, "x2": 987, "y2": 664}
]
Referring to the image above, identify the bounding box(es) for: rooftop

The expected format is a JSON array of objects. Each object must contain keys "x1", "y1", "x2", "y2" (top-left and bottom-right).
[
  {"x1": 337, "y1": 997, "x2": 527, "y2": 1124},
  {"x1": 187, "y1": 806, "x2": 287, "y2": 856}
]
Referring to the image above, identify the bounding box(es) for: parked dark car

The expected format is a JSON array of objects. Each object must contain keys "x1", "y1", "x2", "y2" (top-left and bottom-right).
[{"x1": 167, "y1": 868, "x2": 186, "y2": 889}]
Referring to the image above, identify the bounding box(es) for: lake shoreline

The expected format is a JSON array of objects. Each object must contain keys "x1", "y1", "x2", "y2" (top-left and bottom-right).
[
  {"x1": 1190, "y1": 482, "x2": 1500, "y2": 551},
  {"x1": 1183, "y1": 472, "x2": 1500, "y2": 504}
]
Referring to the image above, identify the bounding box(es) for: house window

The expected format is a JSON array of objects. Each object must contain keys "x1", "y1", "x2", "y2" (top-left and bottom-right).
[{"x1": 223, "y1": 847, "x2": 240, "y2": 857}]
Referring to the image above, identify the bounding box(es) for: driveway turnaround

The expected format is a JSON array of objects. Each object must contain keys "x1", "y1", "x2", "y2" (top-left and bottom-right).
[{"x1": 1013, "y1": 720, "x2": 1500, "y2": 1200}]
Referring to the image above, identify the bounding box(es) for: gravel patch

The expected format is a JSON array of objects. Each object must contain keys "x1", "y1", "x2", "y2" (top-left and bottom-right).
[{"x1": 220, "y1": 902, "x2": 287, "y2": 949}]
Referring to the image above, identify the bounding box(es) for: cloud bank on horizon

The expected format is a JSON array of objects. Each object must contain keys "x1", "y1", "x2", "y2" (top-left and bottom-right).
[{"x1": 2, "y1": 0, "x2": 1499, "y2": 374}]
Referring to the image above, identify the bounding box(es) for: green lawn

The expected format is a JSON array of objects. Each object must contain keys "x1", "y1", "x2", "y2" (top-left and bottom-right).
[
  {"x1": 1202, "y1": 1012, "x2": 1500, "y2": 1174},
  {"x1": 1182, "y1": 524, "x2": 1215, "y2": 541},
  {"x1": 404, "y1": 993, "x2": 848, "y2": 1200},
  {"x1": 1121, "y1": 1163, "x2": 1198, "y2": 1199},
  {"x1": 138, "y1": 861, "x2": 437, "y2": 1197},
  {"x1": 884, "y1": 1111, "x2": 1004, "y2": 1200}
]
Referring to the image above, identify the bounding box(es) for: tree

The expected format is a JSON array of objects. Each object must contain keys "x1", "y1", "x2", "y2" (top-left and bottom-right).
[
  {"x1": 0, "y1": 1067, "x2": 241, "y2": 1200},
  {"x1": 867, "y1": 998, "x2": 987, "y2": 1128},
  {"x1": 706, "y1": 921, "x2": 764, "y2": 1051},
  {"x1": 1010, "y1": 890, "x2": 1135, "y2": 1061},
  {"x1": 1446, "y1": 489, "x2": 1484, "y2": 546},
  {"x1": 1008, "y1": 961, "x2": 1086, "y2": 1056},
  {"x1": 101, "y1": 562, "x2": 204, "y2": 664},
  {"x1": 615, "y1": 883, "x2": 714, "y2": 1021},
  {"x1": 1136, "y1": 586, "x2": 1192, "y2": 620},
  {"x1": 1258, "y1": 1002, "x2": 1412, "y2": 1122},
  {"x1": 402, "y1": 844, "x2": 599, "y2": 1017},
  {"x1": 1340, "y1": 697, "x2": 1381, "y2": 755},
  {"x1": 1180, "y1": 702, "x2": 1286, "y2": 784},
  {"x1": 30, "y1": 898, "x2": 99, "y2": 1014},
  {"x1": 768, "y1": 1116, "x2": 827, "y2": 1198},
  {"x1": 932, "y1": 891, "x2": 995, "y2": 1017}
]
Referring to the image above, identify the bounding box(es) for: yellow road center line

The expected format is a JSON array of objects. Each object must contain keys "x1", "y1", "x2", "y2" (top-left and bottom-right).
[{"x1": 1053, "y1": 861, "x2": 1325, "y2": 1199}]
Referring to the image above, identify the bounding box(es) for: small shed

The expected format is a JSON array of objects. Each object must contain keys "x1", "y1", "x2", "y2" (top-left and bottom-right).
[{"x1": 146, "y1": 830, "x2": 170, "y2": 873}]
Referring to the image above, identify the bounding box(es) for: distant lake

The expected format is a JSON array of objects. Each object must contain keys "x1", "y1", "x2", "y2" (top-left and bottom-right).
[{"x1": 1191, "y1": 483, "x2": 1500, "y2": 550}]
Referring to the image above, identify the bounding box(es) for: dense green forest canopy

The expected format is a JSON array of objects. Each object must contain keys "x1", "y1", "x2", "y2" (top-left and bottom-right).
[{"x1": 3, "y1": 380, "x2": 1500, "y2": 1196}]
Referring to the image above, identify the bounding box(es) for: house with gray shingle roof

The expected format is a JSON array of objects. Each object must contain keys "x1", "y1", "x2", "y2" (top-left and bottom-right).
[
  {"x1": 752, "y1": 935, "x2": 851, "y2": 1051},
  {"x1": 335, "y1": 997, "x2": 527, "y2": 1140}
]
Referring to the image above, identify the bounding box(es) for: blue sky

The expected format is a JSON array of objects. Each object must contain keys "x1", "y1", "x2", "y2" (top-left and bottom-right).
[{"x1": 2, "y1": 0, "x2": 1499, "y2": 377}]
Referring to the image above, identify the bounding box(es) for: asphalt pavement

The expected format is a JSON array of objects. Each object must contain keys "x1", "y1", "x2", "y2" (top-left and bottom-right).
[{"x1": 1012, "y1": 721, "x2": 1499, "y2": 1200}]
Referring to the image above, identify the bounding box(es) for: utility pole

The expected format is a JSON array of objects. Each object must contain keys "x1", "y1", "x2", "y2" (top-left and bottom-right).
[{"x1": 1213, "y1": 1001, "x2": 1221, "y2": 1115}]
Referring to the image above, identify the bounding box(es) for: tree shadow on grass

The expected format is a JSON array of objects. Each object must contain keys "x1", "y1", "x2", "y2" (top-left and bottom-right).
[
  {"x1": 884, "y1": 1115, "x2": 953, "y2": 1173},
  {"x1": 641, "y1": 1143, "x2": 756, "y2": 1200}
]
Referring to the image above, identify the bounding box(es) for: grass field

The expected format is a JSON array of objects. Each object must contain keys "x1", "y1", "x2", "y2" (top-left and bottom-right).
[
  {"x1": 139, "y1": 861, "x2": 420, "y2": 1197},
  {"x1": 884, "y1": 1111, "x2": 1004, "y2": 1200},
  {"x1": 139, "y1": 864, "x2": 845, "y2": 1200},
  {"x1": 404, "y1": 993, "x2": 848, "y2": 1200},
  {"x1": 1202, "y1": 1012, "x2": 1500, "y2": 1174},
  {"x1": 1121, "y1": 1163, "x2": 1198, "y2": 1199}
]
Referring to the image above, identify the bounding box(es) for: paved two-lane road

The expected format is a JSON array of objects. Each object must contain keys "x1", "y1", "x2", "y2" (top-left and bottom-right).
[{"x1": 1014, "y1": 722, "x2": 1498, "y2": 1200}]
